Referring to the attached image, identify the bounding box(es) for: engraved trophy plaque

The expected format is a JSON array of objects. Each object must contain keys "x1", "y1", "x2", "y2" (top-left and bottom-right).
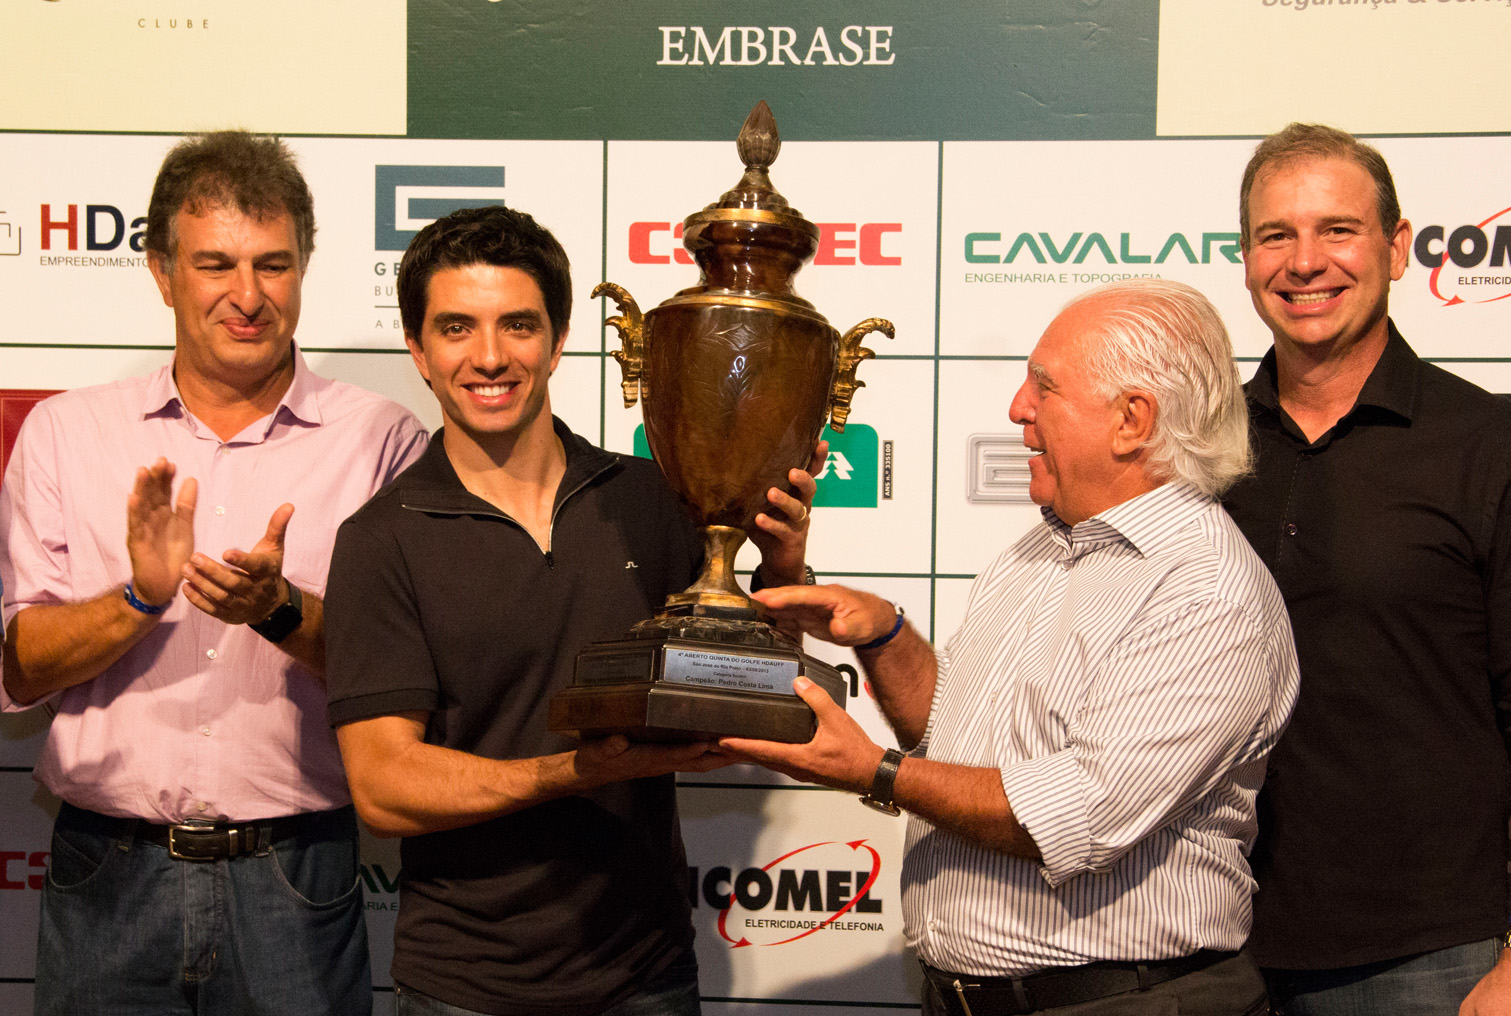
[{"x1": 547, "y1": 102, "x2": 892, "y2": 743}]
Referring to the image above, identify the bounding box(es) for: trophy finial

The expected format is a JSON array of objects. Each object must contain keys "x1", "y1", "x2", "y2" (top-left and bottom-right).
[
  {"x1": 710, "y1": 100, "x2": 793, "y2": 214},
  {"x1": 737, "y1": 101, "x2": 780, "y2": 171}
]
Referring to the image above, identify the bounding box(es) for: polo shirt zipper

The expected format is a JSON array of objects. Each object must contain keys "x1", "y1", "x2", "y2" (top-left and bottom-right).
[{"x1": 399, "y1": 458, "x2": 617, "y2": 567}]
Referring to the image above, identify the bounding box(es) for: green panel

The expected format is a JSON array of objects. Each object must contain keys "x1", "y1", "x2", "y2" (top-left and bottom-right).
[
  {"x1": 632, "y1": 424, "x2": 877, "y2": 507},
  {"x1": 408, "y1": 1, "x2": 1158, "y2": 141},
  {"x1": 812, "y1": 424, "x2": 878, "y2": 508}
]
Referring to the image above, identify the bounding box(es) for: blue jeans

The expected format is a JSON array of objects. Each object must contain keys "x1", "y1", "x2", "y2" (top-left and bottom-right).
[
  {"x1": 394, "y1": 948, "x2": 701, "y2": 1016},
  {"x1": 35, "y1": 802, "x2": 372, "y2": 1016},
  {"x1": 1265, "y1": 939, "x2": 1500, "y2": 1016}
]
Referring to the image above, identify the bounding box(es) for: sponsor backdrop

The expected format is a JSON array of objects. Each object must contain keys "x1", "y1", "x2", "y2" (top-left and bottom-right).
[{"x1": 1, "y1": 1, "x2": 1508, "y2": 1011}]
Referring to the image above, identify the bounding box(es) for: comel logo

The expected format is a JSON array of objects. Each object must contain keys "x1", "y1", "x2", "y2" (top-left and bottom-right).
[
  {"x1": 633, "y1": 424, "x2": 882, "y2": 508},
  {"x1": 375, "y1": 166, "x2": 508, "y2": 251},
  {"x1": 689, "y1": 838, "x2": 885, "y2": 948},
  {"x1": 1414, "y1": 205, "x2": 1511, "y2": 306}
]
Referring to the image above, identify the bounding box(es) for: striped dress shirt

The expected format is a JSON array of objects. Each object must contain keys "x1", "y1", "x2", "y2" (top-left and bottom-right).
[{"x1": 903, "y1": 481, "x2": 1299, "y2": 976}]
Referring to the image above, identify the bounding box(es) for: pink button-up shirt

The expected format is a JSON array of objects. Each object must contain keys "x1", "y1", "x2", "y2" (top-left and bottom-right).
[{"x1": 0, "y1": 351, "x2": 428, "y2": 823}]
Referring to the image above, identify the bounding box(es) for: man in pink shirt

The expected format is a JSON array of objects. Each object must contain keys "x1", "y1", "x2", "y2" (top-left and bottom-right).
[{"x1": 0, "y1": 131, "x2": 428, "y2": 1015}]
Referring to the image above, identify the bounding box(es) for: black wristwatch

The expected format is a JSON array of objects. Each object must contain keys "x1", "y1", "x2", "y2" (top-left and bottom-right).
[
  {"x1": 749, "y1": 563, "x2": 817, "y2": 593},
  {"x1": 249, "y1": 580, "x2": 303, "y2": 644},
  {"x1": 860, "y1": 748, "x2": 905, "y2": 816}
]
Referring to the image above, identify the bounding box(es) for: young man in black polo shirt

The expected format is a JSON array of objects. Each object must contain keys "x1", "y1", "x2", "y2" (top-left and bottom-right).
[
  {"x1": 323, "y1": 205, "x2": 821, "y2": 1016},
  {"x1": 1224, "y1": 124, "x2": 1511, "y2": 1015}
]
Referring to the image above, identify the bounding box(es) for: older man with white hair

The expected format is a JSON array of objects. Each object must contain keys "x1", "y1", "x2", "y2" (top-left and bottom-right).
[{"x1": 722, "y1": 279, "x2": 1299, "y2": 1016}]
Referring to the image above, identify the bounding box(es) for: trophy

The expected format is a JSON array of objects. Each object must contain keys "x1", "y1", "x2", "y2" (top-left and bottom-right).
[{"x1": 547, "y1": 101, "x2": 893, "y2": 743}]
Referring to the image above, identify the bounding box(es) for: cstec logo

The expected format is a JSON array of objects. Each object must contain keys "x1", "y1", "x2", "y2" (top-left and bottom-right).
[
  {"x1": 629, "y1": 221, "x2": 900, "y2": 266},
  {"x1": 1414, "y1": 205, "x2": 1511, "y2": 306},
  {"x1": 633, "y1": 424, "x2": 882, "y2": 507},
  {"x1": 0, "y1": 850, "x2": 48, "y2": 890},
  {"x1": 689, "y1": 838, "x2": 885, "y2": 948},
  {"x1": 375, "y1": 166, "x2": 508, "y2": 251}
]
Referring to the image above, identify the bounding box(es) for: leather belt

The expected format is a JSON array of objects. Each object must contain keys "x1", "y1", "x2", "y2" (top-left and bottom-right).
[
  {"x1": 922, "y1": 950, "x2": 1236, "y2": 1015},
  {"x1": 134, "y1": 814, "x2": 314, "y2": 862}
]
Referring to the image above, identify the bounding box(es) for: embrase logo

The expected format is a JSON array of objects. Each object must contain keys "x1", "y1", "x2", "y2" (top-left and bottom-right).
[
  {"x1": 1414, "y1": 205, "x2": 1511, "y2": 306},
  {"x1": 375, "y1": 166, "x2": 507, "y2": 252},
  {"x1": 655, "y1": 26, "x2": 896, "y2": 68},
  {"x1": 689, "y1": 838, "x2": 884, "y2": 948}
]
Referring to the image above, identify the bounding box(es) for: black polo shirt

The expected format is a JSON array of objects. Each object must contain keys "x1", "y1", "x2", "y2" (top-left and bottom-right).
[
  {"x1": 325, "y1": 419, "x2": 702, "y2": 1016},
  {"x1": 1224, "y1": 324, "x2": 1511, "y2": 970}
]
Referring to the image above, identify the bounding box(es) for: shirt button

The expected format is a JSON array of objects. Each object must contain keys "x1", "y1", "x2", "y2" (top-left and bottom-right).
[
  {"x1": 1284, "y1": 523, "x2": 1298, "y2": 536},
  {"x1": 206, "y1": 648, "x2": 217, "y2": 660},
  {"x1": 200, "y1": 726, "x2": 212, "y2": 737},
  {"x1": 196, "y1": 801, "x2": 208, "y2": 812},
  {"x1": 214, "y1": 506, "x2": 226, "y2": 516}
]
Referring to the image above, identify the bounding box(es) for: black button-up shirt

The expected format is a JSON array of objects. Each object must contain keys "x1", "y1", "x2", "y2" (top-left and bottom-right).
[{"x1": 1224, "y1": 323, "x2": 1511, "y2": 969}]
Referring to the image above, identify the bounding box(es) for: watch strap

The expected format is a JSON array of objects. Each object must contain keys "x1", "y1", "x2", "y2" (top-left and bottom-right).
[
  {"x1": 749, "y1": 563, "x2": 818, "y2": 594},
  {"x1": 856, "y1": 602, "x2": 906, "y2": 651},
  {"x1": 249, "y1": 580, "x2": 303, "y2": 644},
  {"x1": 123, "y1": 583, "x2": 169, "y2": 616},
  {"x1": 860, "y1": 747, "x2": 905, "y2": 816}
]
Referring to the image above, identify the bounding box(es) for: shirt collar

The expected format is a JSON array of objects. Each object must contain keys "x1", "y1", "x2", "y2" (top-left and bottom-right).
[
  {"x1": 398, "y1": 416, "x2": 619, "y2": 516},
  {"x1": 1246, "y1": 320, "x2": 1420, "y2": 426},
  {"x1": 139, "y1": 345, "x2": 321, "y2": 432},
  {"x1": 1044, "y1": 481, "x2": 1211, "y2": 558}
]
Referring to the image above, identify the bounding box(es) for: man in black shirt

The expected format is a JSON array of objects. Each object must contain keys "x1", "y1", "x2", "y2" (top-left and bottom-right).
[
  {"x1": 1224, "y1": 123, "x2": 1511, "y2": 1015},
  {"x1": 323, "y1": 206, "x2": 821, "y2": 1016}
]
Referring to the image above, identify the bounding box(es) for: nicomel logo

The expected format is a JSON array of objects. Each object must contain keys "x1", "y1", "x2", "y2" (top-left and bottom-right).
[
  {"x1": 633, "y1": 424, "x2": 882, "y2": 508},
  {"x1": 375, "y1": 166, "x2": 507, "y2": 252},
  {"x1": 962, "y1": 231, "x2": 1241, "y2": 284},
  {"x1": 656, "y1": 26, "x2": 895, "y2": 67},
  {"x1": 0, "y1": 850, "x2": 48, "y2": 890},
  {"x1": 629, "y1": 221, "x2": 900, "y2": 266},
  {"x1": 36, "y1": 203, "x2": 148, "y2": 267},
  {"x1": 1414, "y1": 205, "x2": 1511, "y2": 306},
  {"x1": 689, "y1": 839, "x2": 885, "y2": 948}
]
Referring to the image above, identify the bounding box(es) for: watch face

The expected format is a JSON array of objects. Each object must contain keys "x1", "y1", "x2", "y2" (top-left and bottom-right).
[{"x1": 252, "y1": 602, "x2": 302, "y2": 644}]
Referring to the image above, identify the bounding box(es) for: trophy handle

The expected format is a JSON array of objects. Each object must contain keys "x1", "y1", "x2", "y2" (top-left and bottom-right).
[
  {"x1": 828, "y1": 317, "x2": 894, "y2": 432},
  {"x1": 592, "y1": 281, "x2": 646, "y2": 407}
]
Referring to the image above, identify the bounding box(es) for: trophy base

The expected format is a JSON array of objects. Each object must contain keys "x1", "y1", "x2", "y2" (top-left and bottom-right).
[{"x1": 548, "y1": 616, "x2": 847, "y2": 743}]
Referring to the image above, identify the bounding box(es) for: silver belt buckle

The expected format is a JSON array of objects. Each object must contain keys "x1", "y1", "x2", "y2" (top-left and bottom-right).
[{"x1": 166, "y1": 824, "x2": 218, "y2": 862}]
